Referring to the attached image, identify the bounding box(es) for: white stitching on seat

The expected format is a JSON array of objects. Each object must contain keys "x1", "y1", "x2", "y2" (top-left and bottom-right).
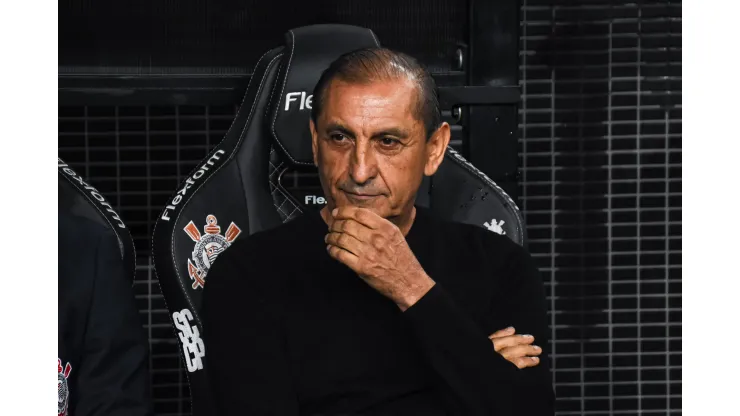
[
  {"x1": 444, "y1": 147, "x2": 525, "y2": 243},
  {"x1": 369, "y1": 29, "x2": 381, "y2": 47},
  {"x1": 58, "y1": 167, "x2": 137, "y2": 284},
  {"x1": 270, "y1": 30, "x2": 313, "y2": 166},
  {"x1": 274, "y1": 164, "x2": 304, "y2": 218},
  {"x1": 265, "y1": 51, "x2": 285, "y2": 137}
]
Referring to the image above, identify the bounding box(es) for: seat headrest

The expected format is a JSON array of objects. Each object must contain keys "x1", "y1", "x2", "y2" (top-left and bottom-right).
[{"x1": 269, "y1": 24, "x2": 380, "y2": 166}]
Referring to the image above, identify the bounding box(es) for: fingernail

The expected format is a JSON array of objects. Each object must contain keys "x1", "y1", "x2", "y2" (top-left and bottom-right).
[
  {"x1": 531, "y1": 357, "x2": 539, "y2": 361},
  {"x1": 326, "y1": 245, "x2": 331, "y2": 251},
  {"x1": 522, "y1": 334, "x2": 534, "y2": 339},
  {"x1": 332, "y1": 208, "x2": 338, "y2": 216},
  {"x1": 506, "y1": 326, "x2": 515, "y2": 331},
  {"x1": 533, "y1": 345, "x2": 541, "y2": 351}
]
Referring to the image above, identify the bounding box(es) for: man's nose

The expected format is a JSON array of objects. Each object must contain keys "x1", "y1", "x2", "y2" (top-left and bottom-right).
[{"x1": 349, "y1": 141, "x2": 378, "y2": 185}]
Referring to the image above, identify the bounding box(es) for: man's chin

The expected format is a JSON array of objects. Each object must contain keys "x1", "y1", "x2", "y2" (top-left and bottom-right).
[
  {"x1": 335, "y1": 194, "x2": 386, "y2": 213},
  {"x1": 345, "y1": 194, "x2": 380, "y2": 205}
]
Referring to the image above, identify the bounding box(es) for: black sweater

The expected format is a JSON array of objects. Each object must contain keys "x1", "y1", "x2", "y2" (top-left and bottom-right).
[
  {"x1": 202, "y1": 207, "x2": 555, "y2": 416},
  {"x1": 58, "y1": 212, "x2": 153, "y2": 416}
]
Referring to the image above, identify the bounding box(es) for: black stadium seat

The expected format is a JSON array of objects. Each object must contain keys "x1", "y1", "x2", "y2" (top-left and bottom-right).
[
  {"x1": 152, "y1": 24, "x2": 526, "y2": 415},
  {"x1": 58, "y1": 158, "x2": 136, "y2": 282}
]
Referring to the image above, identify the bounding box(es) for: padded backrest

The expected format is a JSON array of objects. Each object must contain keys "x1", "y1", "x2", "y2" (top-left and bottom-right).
[
  {"x1": 427, "y1": 147, "x2": 526, "y2": 243},
  {"x1": 58, "y1": 158, "x2": 136, "y2": 282},
  {"x1": 152, "y1": 23, "x2": 525, "y2": 416}
]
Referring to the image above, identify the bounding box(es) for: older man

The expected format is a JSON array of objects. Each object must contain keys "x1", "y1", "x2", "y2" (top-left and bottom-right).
[{"x1": 203, "y1": 48, "x2": 555, "y2": 415}]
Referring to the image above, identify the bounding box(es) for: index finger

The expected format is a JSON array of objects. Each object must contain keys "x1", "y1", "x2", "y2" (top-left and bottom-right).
[
  {"x1": 489, "y1": 327, "x2": 516, "y2": 339},
  {"x1": 331, "y1": 206, "x2": 381, "y2": 229},
  {"x1": 490, "y1": 334, "x2": 535, "y2": 352}
]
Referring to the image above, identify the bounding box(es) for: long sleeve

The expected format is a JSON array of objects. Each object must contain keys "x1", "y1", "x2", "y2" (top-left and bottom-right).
[
  {"x1": 202, "y1": 243, "x2": 300, "y2": 416},
  {"x1": 74, "y1": 233, "x2": 153, "y2": 416},
  {"x1": 403, "y1": 243, "x2": 555, "y2": 416}
]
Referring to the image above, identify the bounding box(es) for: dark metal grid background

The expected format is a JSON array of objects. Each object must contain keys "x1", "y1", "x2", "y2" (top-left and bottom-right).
[
  {"x1": 57, "y1": 1, "x2": 682, "y2": 415},
  {"x1": 518, "y1": 1, "x2": 681, "y2": 415}
]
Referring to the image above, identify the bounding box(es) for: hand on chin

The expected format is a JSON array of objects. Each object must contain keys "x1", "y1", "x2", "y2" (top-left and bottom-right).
[{"x1": 323, "y1": 205, "x2": 434, "y2": 310}]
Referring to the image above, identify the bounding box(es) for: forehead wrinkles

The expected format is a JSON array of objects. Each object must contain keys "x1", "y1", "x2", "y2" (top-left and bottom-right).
[
  {"x1": 353, "y1": 95, "x2": 406, "y2": 121},
  {"x1": 343, "y1": 105, "x2": 416, "y2": 141},
  {"x1": 329, "y1": 84, "x2": 417, "y2": 133}
]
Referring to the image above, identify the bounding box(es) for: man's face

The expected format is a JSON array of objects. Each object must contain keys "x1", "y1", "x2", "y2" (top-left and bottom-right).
[{"x1": 310, "y1": 78, "x2": 449, "y2": 220}]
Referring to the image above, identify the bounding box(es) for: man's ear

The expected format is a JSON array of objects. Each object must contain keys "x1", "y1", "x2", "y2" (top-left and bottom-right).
[
  {"x1": 310, "y1": 118, "x2": 319, "y2": 167},
  {"x1": 424, "y1": 122, "x2": 451, "y2": 176}
]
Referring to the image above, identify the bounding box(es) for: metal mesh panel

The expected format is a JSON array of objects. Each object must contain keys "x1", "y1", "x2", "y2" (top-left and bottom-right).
[{"x1": 519, "y1": 1, "x2": 681, "y2": 414}]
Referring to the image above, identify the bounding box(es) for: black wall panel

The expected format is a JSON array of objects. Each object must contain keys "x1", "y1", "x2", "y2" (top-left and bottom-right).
[{"x1": 60, "y1": 0, "x2": 466, "y2": 74}]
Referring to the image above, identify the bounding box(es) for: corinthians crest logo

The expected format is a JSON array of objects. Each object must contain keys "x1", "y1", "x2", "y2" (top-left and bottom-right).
[
  {"x1": 58, "y1": 359, "x2": 72, "y2": 416},
  {"x1": 184, "y1": 214, "x2": 242, "y2": 289}
]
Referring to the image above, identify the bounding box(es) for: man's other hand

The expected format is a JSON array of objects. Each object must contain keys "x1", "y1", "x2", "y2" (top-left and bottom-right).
[{"x1": 489, "y1": 327, "x2": 542, "y2": 369}]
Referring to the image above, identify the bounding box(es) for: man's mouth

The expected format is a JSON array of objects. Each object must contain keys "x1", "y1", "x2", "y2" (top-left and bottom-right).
[{"x1": 343, "y1": 191, "x2": 380, "y2": 200}]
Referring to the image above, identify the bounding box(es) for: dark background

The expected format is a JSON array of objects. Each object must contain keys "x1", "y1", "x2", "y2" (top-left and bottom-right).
[{"x1": 58, "y1": 0, "x2": 682, "y2": 415}]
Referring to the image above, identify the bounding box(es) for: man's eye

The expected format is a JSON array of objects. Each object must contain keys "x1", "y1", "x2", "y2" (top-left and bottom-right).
[
  {"x1": 379, "y1": 137, "x2": 400, "y2": 147},
  {"x1": 330, "y1": 133, "x2": 348, "y2": 142}
]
